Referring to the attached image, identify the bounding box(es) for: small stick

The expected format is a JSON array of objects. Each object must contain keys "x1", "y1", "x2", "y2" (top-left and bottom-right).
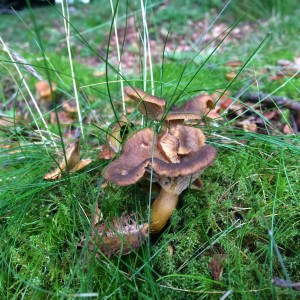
[
  {"x1": 272, "y1": 277, "x2": 300, "y2": 291},
  {"x1": 290, "y1": 114, "x2": 298, "y2": 133},
  {"x1": 240, "y1": 92, "x2": 300, "y2": 111}
]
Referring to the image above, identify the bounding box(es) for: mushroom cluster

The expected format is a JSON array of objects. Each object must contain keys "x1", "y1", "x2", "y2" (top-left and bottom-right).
[
  {"x1": 90, "y1": 87, "x2": 217, "y2": 257},
  {"x1": 105, "y1": 124, "x2": 216, "y2": 233}
]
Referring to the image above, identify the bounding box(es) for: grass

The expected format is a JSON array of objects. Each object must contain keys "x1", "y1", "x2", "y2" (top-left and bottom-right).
[{"x1": 1, "y1": 0, "x2": 300, "y2": 299}]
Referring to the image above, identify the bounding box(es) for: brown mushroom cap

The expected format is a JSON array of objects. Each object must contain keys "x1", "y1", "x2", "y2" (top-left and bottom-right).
[
  {"x1": 152, "y1": 145, "x2": 216, "y2": 177},
  {"x1": 170, "y1": 124, "x2": 206, "y2": 155},
  {"x1": 165, "y1": 112, "x2": 203, "y2": 121},
  {"x1": 124, "y1": 87, "x2": 166, "y2": 120},
  {"x1": 165, "y1": 112, "x2": 203, "y2": 128},
  {"x1": 104, "y1": 128, "x2": 167, "y2": 186},
  {"x1": 105, "y1": 125, "x2": 217, "y2": 187},
  {"x1": 180, "y1": 94, "x2": 215, "y2": 114},
  {"x1": 167, "y1": 94, "x2": 217, "y2": 121}
]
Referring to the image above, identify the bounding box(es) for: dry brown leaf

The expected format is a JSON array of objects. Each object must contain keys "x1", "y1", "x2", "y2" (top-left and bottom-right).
[
  {"x1": 209, "y1": 253, "x2": 226, "y2": 282},
  {"x1": 93, "y1": 70, "x2": 106, "y2": 77},
  {"x1": 99, "y1": 144, "x2": 117, "y2": 160},
  {"x1": 219, "y1": 96, "x2": 233, "y2": 111},
  {"x1": 263, "y1": 110, "x2": 277, "y2": 120},
  {"x1": 269, "y1": 74, "x2": 283, "y2": 81},
  {"x1": 59, "y1": 140, "x2": 80, "y2": 171},
  {"x1": 43, "y1": 169, "x2": 62, "y2": 181},
  {"x1": 282, "y1": 124, "x2": 294, "y2": 134},
  {"x1": 191, "y1": 178, "x2": 203, "y2": 190},
  {"x1": 238, "y1": 117, "x2": 257, "y2": 132},
  {"x1": 44, "y1": 140, "x2": 80, "y2": 180},
  {"x1": 226, "y1": 60, "x2": 243, "y2": 68},
  {"x1": 50, "y1": 111, "x2": 75, "y2": 124},
  {"x1": 0, "y1": 117, "x2": 14, "y2": 127},
  {"x1": 71, "y1": 158, "x2": 93, "y2": 172},
  {"x1": 62, "y1": 102, "x2": 78, "y2": 114},
  {"x1": 281, "y1": 67, "x2": 300, "y2": 78}
]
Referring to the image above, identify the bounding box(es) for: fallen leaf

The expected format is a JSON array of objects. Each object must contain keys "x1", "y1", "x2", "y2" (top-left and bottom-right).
[
  {"x1": 44, "y1": 139, "x2": 80, "y2": 180},
  {"x1": 50, "y1": 111, "x2": 75, "y2": 124},
  {"x1": 62, "y1": 102, "x2": 78, "y2": 114},
  {"x1": 269, "y1": 74, "x2": 283, "y2": 81},
  {"x1": 209, "y1": 252, "x2": 226, "y2": 282},
  {"x1": 191, "y1": 178, "x2": 203, "y2": 190},
  {"x1": 93, "y1": 70, "x2": 106, "y2": 77},
  {"x1": 263, "y1": 110, "x2": 277, "y2": 120},
  {"x1": 0, "y1": 116, "x2": 15, "y2": 127},
  {"x1": 71, "y1": 158, "x2": 93, "y2": 172},
  {"x1": 282, "y1": 124, "x2": 294, "y2": 134},
  {"x1": 226, "y1": 60, "x2": 243, "y2": 68},
  {"x1": 99, "y1": 144, "x2": 116, "y2": 160},
  {"x1": 101, "y1": 114, "x2": 132, "y2": 156},
  {"x1": 238, "y1": 117, "x2": 257, "y2": 132}
]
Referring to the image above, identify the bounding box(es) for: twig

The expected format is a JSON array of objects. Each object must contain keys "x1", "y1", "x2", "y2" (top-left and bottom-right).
[
  {"x1": 234, "y1": 79, "x2": 256, "y2": 99},
  {"x1": 272, "y1": 277, "x2": 300, "y2": 291},
  {"x1": 240, "y1": 92, "x2": 300, "y2": 111},
  {"x1": 290, "y1": 114, "x2": 298, "y2": 133}
]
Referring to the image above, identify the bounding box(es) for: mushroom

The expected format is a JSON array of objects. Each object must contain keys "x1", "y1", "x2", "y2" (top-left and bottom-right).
[
  {"x1": 124, "y1": 87, "x2": 218, "y2": 126},
  {"x1": 105, "y1": 125, "x2": 217, "y2": 234},
  {"x1": 169, "y1": 94, "x2": 218, "y2": 120},
  {"x1": 94, "y1": 87, "x2": 217, "y2": 257},
  {"x1": 124, "y1": 86, "x2": 166, "y2": 120}
]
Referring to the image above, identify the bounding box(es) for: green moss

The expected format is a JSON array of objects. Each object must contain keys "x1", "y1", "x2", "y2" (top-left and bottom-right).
[{"x1": 1, "y1": 1, "x2": 300, "y2": 299}]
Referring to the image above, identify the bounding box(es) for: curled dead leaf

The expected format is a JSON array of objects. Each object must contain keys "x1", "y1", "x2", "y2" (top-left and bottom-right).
[
  {"x1": 50, "y1": 111, "x2": 75, "y2": 125},
  {"x1": 71, "y1": 158, "x2": 93, "y2": 173},
  {"x1": 44, "y1": 139, "x2": 80, "y2": 181},
  {"x1": 282, "y1": 124, "x2": 294, "y2": 134},
  {"x1": 99, "y1": 144, "x2": 116, "y2": 160},
  {"x1": 62, "y1": 102, "x2": 78, "y2": 114},
  {"x1": 209, "y1": 253, "x2": 226, "y2": 282}
]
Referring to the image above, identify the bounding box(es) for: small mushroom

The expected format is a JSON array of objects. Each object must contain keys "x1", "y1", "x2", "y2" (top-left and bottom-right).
[
  {"x1": 124, "y1": 86, "x2": 166, "y2": 120},
  {"x1": 169, "y1": 94, "x2": 217, "y2": 120},
  {"x1": 124, "y1": 87, "x2": 217, "y2": 126},
  {"x1": 165, "y1": 112, "x2": 203, "y2": 128},
  {"x1": 105, "y1": 125, "x2": 217, "y2": 234},
  {"x1": 35, "y1": 81, "x2": 56, "y2": 101}
]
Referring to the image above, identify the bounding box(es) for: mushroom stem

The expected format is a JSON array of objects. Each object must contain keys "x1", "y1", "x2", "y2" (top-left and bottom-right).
[{"x1": 150, "y1": 188, "x2": 179, "y2": 234}]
